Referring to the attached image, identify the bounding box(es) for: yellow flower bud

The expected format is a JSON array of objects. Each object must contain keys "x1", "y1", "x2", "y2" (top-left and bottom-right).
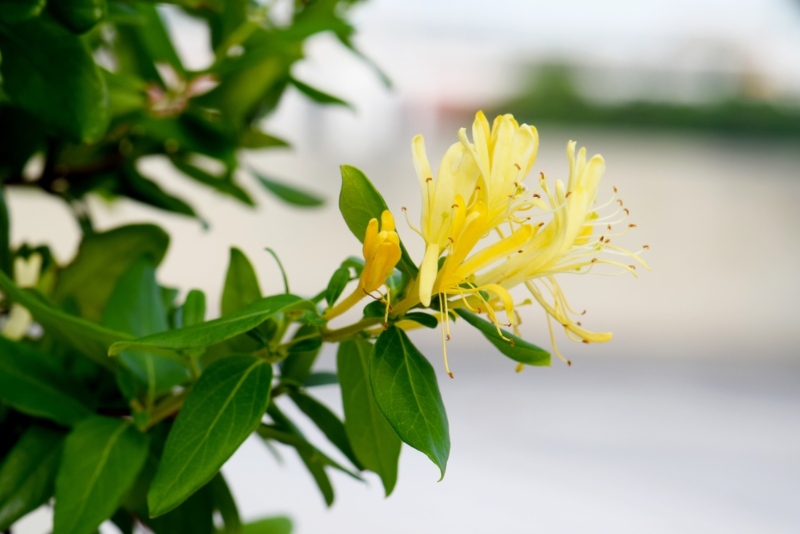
[{"x1": 360, "y1": 210, "x2": 401, "y2": 293}]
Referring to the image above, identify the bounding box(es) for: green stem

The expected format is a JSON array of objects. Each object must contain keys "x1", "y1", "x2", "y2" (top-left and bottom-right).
[
  {"x1": 322, "y1": 285, "x2": 364, "y2": 321},
  {"x1": 322, "y1": 316, "x2": 383, "y2": 343},
  {"x1": 145, "y1": 390, "x2": 188, "y2": 430}
]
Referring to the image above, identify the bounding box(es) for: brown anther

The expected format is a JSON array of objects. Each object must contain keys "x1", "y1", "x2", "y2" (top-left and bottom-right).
[
  {"x1": 617, "y1": 199, "x2": 624, "y2": 206},
  {"x1": 451, "y1": 204, "x2": 459, "y2": 209},
  {"x1": 533, "y1": 193, "x2": 541, "y2": 198},
  {"x1": 539, "y1": 172, "x2": 545, "y2": 179},
  {"x1": 577, "y1": 321, "x2": 582, "y2": 327},
  {"x1": 565, "y1": 191, "x2": 572, "y2": 198},
  {"x1": 629, "y1": 265, "x2": 636, "y2": 270},
  {"x1": 383, "y1": 323, "x2": 389, "y2": 330},
  {"x1": 538, "y1": 222, "x2": 544, "y2": 227},
  {"x1": 426, "y1": 177, "x2": 433, "y2": 183},
  {"x1": 628, "y1": 223, "x2": 637, "y2": 228},
  {"x1": 402, "y1": 206, "x2": 408, "y2": 211},
  {"x1": 643, "y1": 244, "x2": 650, "y2": 250},
  {"x1": 448, "y1": 236, "x2": 454, "y2": 243},
  {"x1": 446, "y1": 334, "x2": 451, "y2": 341},
  {"x1": 448, "y1": 372, "x2": 455, "y2": 379},
  {"x1": 475, "y1": 185, "x2": 481, "y2": 190},
  {"x1": 514, "y1": 163, "x2": 521, "y2": 170},
  {"x1": 624, "y1": 208, "x2": 630, "y2": 215},
  {"x1": 599, "y1": 236, "x2": 605, "y2": 242},
  {"x1": 509, "y1": 339, "x2": 516, "y2": 347},
  {"x1": 613, "y1": 186, "x2": 618, "y2": 193},
  {"x1": 476, "y1": 307, "x2": 482, "y2": 313},
  {"x1": 605, "y1": 238, "x2": 611, "y2": 244},
  {"x1": 582, "y1": 339, "x2": 589, "y2": 344},
  {"x1": 581, "y1": 310, "x2": 587, "y2": 315},
  {"x1": 518, "y1": 250, "x2": 524, "y2": 254},
  {"x1": 607, "y1": 224, "x2": 612, "y2": 231},
  {"x1": 591, "y1": 258, "x2": 598, "y2": 263},
  {"x1": 567, "y1": 360, "x2": 572, "y2": 367}
]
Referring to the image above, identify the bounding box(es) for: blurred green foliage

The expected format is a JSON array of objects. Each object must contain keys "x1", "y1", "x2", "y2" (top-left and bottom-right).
[{"x1": 500, "y1": 63, "x2": 800, "y2": 137}]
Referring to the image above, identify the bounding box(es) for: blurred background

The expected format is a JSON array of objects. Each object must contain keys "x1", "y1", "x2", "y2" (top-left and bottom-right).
[{"x1": 9, "y1": 0, "x2": 800, "y2": 532}]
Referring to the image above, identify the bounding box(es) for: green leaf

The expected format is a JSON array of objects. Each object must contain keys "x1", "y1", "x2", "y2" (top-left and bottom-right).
[
  {"x1": 54, "y1": 417, "x2": 150, "y2": 534},
  {"x1": 221, "y1": 248, "x2": 262, "y2": 316},
  {"x1": 170, "y1": 156, "x2": 254, "y2": 206},
  {"x1": 337, "y1": 339, "x2": 401, "y2": 495},
  {"x1": 0, "y1": 337, "x2": 93, "y2": 425},
  {"x1": 148, "y1": 355, "x2": 273, "y2": 517},
  {"x1": 325, "y1": 266, "x2": 350, "y2": 306},
  {"x1": 0, "y1": 16, "x2": 109, "y2": 142},
  {"x1": 113, "y1": 3, "x2": 185, "y2": 80},
  {"x1": 121, "y1": 164, "x2": 200, "y2": 220},
  {"x1": 370, "y1": 327, "x2": 449, "y2": 479},
  {"x1": 338, "y1": 165, "x2": 417, "y2": 277},
  {"x1": 48, "y1": 0, "x2": 107, "y2": 34},
  {"x1": 208, "y1": 473, "x2": 241, "y2": 534},
  {"x1": 102, "y1": 258, "x2": 190, "y2": 402},
  {"x1": 402, "y1": 312, "x2": 438, "y2": 329},
  {"x1": 242, "y1": 517, "x2": 292, "y2": 534},
  {"x1": 182, "y1": 290, "x2": 206, "y2": 327},
  {"x1": 0, "y1": 0, "x2": 45, "y2": 23},
  {"x1": 289, "y1": 77, "x2": 351, "y2": 108},
  {"x1": 55, "y1": 224, "x2": 170, "y2": 322},
  {"x1": 304, "y1": 371, "x2": 338, "y2": 387},
  {"x1": 0, "y1": 270, "x2": 127, "y2": 368},
  {"x1": 109, "y1": 294, "x2": 314, "y2": 357},
  {"x1": 454, "y1": 309, "x2": 550, "y2": 367},
  {"x1": 146, "y1": 477, "x2": 214, "y2": 534},
  {"x1": 239, "y1": 129, "x2": 289, "y2": 149},
  {"x1": 279, "y1": 324, "x2": 321, "y2": 383},
  {"x1": 0, "y1": 426, "x2": 65, "y2": 530},
  {"x1": 0, "y1": 187, "x2": 11, "y2": 276},
  {"x1": 253, "y1": 172, "x2": 324, "y2": 207},
  {"x1": 289, "y1": 391, "x2": 362, "y2": 470}
]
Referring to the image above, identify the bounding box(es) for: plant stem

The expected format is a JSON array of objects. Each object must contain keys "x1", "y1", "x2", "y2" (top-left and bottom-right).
[
  {"x1": 145, "y1": 390, "x2": 188, "y2": 430},
  {"x1": 322, "y1": 316, "x2": 383, "y2": 343}
]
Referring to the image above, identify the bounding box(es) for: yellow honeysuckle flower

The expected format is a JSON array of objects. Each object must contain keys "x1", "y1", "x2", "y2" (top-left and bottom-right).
[
  {"x1": 325, "y1": 210, "x2": 401, "y2": 321},
  {"x1": 399, "y1": 111, "x2": 648, "y2": 370}
]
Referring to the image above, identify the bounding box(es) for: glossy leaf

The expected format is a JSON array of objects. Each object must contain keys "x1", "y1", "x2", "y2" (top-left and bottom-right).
[
  {"x1": 455, "y1": 309, "x2": 551, "y2": 367},
  {"x1": 121, "y1": 164, "x2": 199, "y2": 220},
  {"x1": 253, "y1": 173, "x2": 324, "y2": 207},
  {"x1": 54, "y1": 417, "x2": 150, "y2": 534},
  {"x1": 0, "y1": 0, "x2": 45, "y2": 23},
  {"x1": 148, "y1": 355, "x2": 273, "y2": 517},
  {"x1": 280, "y1": 324, "x2": 321, "y2": 383},
  {"x1": 0, "y1": 269, "x2": 126, "y2": 367},
  {"x1": 290, "y1": 391, "x2": 362, "y2": 469},
  {"x1": 55, "y1": 224, "x2": 170, "y2": 322},
  {"x1": 370, "y1": 326, "x2": 449, "y2": 479},
  {"x1": 170, "y1": 156, "x2": 254, "y2": 206},
  {"x1": 338, "y1": 165, "x2": 417, "y2": 276},
  {"x1": 109, "y1": 294, "x2": 315, "y2": 356},
  {"x1": 102, "y1": 258, "x2": 190, "y2": 401},
  {"x1": 242, "y1": 517, "x2": 292, "y2": 534},
  {"x1": 403, "y1": 312, "x2": 438, "y2": 329},
  {"x1": 337, "y1": 339, "x2": 401, "y2": 495},
  {"x1": 48, "y1": 0, "x2": 107, "y2": 33},
  {"x1": 0, "y1": 337, "x2": 93, "y2": 425},
  {"x1": 0, "y1": 426, "x2": 65, "y2": 530},
  {"x1": 0, "y1": 16, "x2": 109, "y2": 142},
  {"x1": 239, "y1": 129, "x2": 289, "y2": 149},
  {"x1": 325, "y1": 266, "x2": 350, "y2": 306}
]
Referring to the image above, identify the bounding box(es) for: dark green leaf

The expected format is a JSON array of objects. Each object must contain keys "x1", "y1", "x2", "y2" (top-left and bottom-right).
[
  {"x1": 0, "y1": 426, "x2": 64, "y2": 530},
  {"x1": 337, "y1": 339, "x2": 400, "y2": 495},
  {"x1": 208, "y1": 473, "x2": 241, "y2": 534},
  {"x1": 289, "y1": 77, "x2": 351, "y2": 108},
  {"x1": 55, "y1": 224, "x2": 170, "y2": 322},
  {"x1": 253, "y1": 173, "x2": 324, "y2": 207},
  {"x1": 0, "y1": 16, "x2": 109, "y2": 142},
  {"x1": 146, "y1": 477, "x2": 214, "y2": 534},
  {"x1": 242, "y1": 517, "x2": 292, "y2": 534},
  {"x1": 182, "y1": 290, "x2": 206, "y2": 327},
  {"x1": 170, "y1": 156, "x2": 254, "y2": 206},
  {"x1": 109, "y1": 294, "x2": 314, "y2": 357},
  {"x1": 290, "y1": 391, "x2": 362, "y2": 469},
  {"x1": 403, "y1": 312, "x2": 438, "y2": 329},
  {"x1": 54, "y1": 417, "x2": 150, "y2": 534},
  {"x1": 0, "y1": 270, "x2": 127, "y2": 368},
  {"x1": 0, "y1": 187, "x2": 11, "y2": 275},
  {"x1": 362, "y1": 300, "x2": 385, "y2": 319},
  {"x1": 0, "y1": 0, "x2": 45, "y2": 23},
  {"x1": 221, "y1": 248, "x2": 261, "y2": 316},
  {"x1": 304, "y1": 371, "x2": 338, "y2": 387},
  {"x1": 48, "y1": 0, "x2": 107, "y2": 33},
  {"x1": 102, "y1": 258, "x2": 190, "y2": 402},
  {"x1": 122, "y1": 164, "x2": 200, "y2": 220},
  {"x1": 113, "y1": 3, "x2": 185, "y2": 79},
  {"x1": 0, "y1": 337, "x2": 93, "y2": 425},
  {"x1": 338, "y1": 165, "x2": 417, "y2": 277},
  {"x1": 148, "y1": 355, "x2": 273, "y2": 517},
  {"x1": 325, "y1": 266, "x2": 350, "y2": 306},
  {"x1": 454, "y1": 309, "x2": 550, "y2": 367},
  {"x1": 370, "y1": 326, "x2": 449, "y2": 479}
]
